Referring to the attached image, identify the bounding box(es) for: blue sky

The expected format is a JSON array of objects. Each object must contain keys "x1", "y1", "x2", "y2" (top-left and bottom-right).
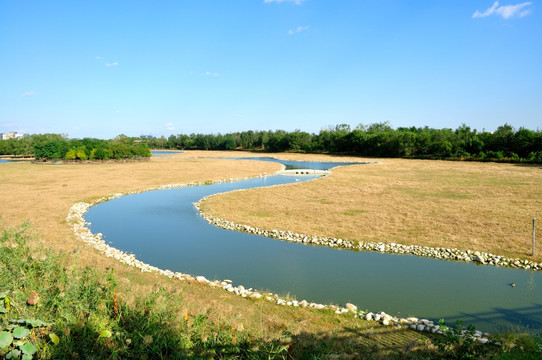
[{"x1": 1, "y1": 1, "x2": 540, "y2": 139}]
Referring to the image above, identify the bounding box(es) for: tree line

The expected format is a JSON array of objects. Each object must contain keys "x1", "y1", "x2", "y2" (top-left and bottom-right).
[
  {"x1": 146, "y1": 123, "x2": 542, "y2": 163},
  {"x1": 1, "y1": 123, "x2": 541, "y2": 163},
  {"x1": 0, "y1": 134, "x2": 151, "y2": 160}
]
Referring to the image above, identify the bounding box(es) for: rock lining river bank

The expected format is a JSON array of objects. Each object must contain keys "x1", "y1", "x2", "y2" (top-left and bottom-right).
[
  {"x1": 196, "y1": 197, "x2": 542, "y2": 272},
  {"x1": 65, "y1": 162, "x2": 538, "y2": 345}
]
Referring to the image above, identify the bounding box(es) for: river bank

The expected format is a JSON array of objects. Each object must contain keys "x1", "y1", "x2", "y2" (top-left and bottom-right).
[
  {"x1": 199, "y1": 155, "x2": 542, "y2": 263},
  {"x1": 1, "y1": 151, "x2": 540, "y2": 358},
  {"x1": 79, "y1": 155, "x2": 541, "y2": 334}
]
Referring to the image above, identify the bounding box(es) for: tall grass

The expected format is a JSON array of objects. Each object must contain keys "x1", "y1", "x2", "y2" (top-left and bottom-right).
[{"x1": 0, "y1": 224, "x2": 290, "y2": 359}]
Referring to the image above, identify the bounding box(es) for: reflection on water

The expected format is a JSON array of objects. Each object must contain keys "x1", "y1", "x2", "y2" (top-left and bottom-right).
[
  {"x1": 220, "y1": 156, "x2": 366, "y2": 170},
  {"x1": 151, "y1": 150, "x2": 184, "y2": 156},
  {"x1": 85, "y1": 160, "x2": 542, "y2": 333}
]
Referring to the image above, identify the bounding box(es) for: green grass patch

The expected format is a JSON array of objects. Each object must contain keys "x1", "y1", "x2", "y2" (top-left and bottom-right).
[
  {"x1": 341, "y1": 209, "x2": 368, "y2": 216},
  {"x1": 399, "y1": 188, "x2": 472, "y2": 200},
  {"x1": 430, "y1": 190, "x2": 472, "y2": 200},
  {"x1": 0, "y1": 224, "x2": 292, "y2": 359},
  {"x1": 248, "y1": 211, "x2": 272, "y2": 218},
  {"x1": 315, "y1": 198, "x2": 332, "y2": 204}
]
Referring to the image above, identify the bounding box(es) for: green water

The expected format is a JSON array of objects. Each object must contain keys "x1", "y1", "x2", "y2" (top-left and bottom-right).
[{"x1": 85, "y1": 160, "x2": 542, "y2": 333}]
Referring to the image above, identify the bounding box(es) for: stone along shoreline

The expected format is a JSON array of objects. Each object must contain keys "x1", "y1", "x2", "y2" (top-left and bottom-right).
[{"x1": 67, "y1": 165, "x2": 537, "y2": 345}]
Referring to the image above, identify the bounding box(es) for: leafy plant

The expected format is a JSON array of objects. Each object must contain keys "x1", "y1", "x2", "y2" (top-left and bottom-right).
[
  {"x1": 431, "y1": 319, "x2": 487, "y2": 359},
  {"x1": 0, "y1": 317, "x2": 51, "y2": 359}
]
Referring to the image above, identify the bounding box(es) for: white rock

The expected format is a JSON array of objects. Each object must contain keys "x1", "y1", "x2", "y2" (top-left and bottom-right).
[{"x1": 346, "y1": 303, "x2": 357, "y2": 312}]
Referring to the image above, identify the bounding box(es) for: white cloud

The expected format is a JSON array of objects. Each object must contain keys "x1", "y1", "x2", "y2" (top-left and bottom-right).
[
  {"x1": 95, "y1": 56, "x2": 102, "y2": 60},
  {"x1": 202, "y1": 71, "x2": 220, "y2": 77},
  {"x1": 165, "y1": 123, "x2": 175, "y2": 130},
  {"x1": 288, "y1": 25, "x2": 309, "y2": 35},
  {"x1": 105, "y1": 62, "x2": 118, "y2": 67},
  {"x1": 22, "y1": 91, "x2": 35, "y2": 97},
  {"x1": 264, "y1": 0, "x2": 305, "y2": 5},
  {"x1": 473, "y1": 1, "x2": 533, "y2": 19}
]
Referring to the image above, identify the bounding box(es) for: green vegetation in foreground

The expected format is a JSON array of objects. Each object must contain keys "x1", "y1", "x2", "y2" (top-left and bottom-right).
[{"x1": 1, "y1": 224, "x2": 541, "y2": 359}]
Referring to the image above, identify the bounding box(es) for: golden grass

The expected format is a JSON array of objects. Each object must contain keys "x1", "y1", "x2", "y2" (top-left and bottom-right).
[
  {"x1": 201, "y1": 156, "x2": 542, "y2": 261},
  {"x1": 0, "y1": 152, "x2": 436, "y2": 354},
  {"x1": 0, "y1": 156, "x2": 280, "y2": 252}
]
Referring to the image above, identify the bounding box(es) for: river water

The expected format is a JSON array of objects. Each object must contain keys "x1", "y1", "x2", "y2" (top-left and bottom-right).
[
  {"x1": 151, "y1": 150, "x2": 184, "y2": 156},
  {"x1": 85, "y1": 158, "x2": 542, "y2": 333}
]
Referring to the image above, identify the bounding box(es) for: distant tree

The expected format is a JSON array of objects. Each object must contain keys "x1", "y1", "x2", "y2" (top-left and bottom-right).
[
  {"x1": 287, "y1": 130, "x2": 312, "y2": 151},
  {"x1": 65, "y1": 149, "x2": 77, "y2": 160},
  {"x1": 513, "y1": 127, "x2": 536, "y2": 157},
  {"x1": 75, "y1": 146, "x2": 88, "y2": 160},
  {"x1": 222, "y1": 136, "x2": 237, "y2": 150},
  {"x1": 489, "y1": 124, "x2": 515, "y2": 153},
  {"x1": 33, "y1": 140, "x2": 68, "y2": 159},
  {"x1": 265, "y1": 131, "x2": 289, "y2": 152},
  {"x1": 93, "y1": 147, "x2": 111, "y2": 160},
  {"x1": 367, "y1": 121, "x2": 392, "y2": 134}
]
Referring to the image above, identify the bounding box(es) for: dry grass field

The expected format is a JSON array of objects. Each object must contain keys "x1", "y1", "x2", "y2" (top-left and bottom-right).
[
  {"x1": 0, "y1": 155, "x2": 279, "y2": 253},
  {"x1": 2, "y1": 151, "x2": 541, "y2": 357},
  {"x1": 200, "y1": 155, "x2": 542, "y2": 262},
  {"x1": 0, "y1": 152, "x2": 439, "y2": 357}
]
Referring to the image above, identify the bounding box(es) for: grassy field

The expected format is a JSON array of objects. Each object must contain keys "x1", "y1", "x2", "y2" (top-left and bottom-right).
[
  {"x1": 201, "y1": 155, "x2": 542, "y2": 262},
  {"x1": 1, "y1": 151, "x2": 541, "y2": 358}
]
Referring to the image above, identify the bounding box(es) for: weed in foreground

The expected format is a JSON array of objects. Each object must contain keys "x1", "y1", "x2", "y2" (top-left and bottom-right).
[
  {"x1": 0, "y1": 224, "x2": 292, "y2": 359},
  {"x1": 2, "y1": 223, "x2": 542, "y2": 359}
]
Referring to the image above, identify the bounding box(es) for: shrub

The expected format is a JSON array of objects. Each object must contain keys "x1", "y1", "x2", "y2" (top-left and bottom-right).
[
  {"x1": 65, "y1": 149, "x2": 77, "y2": 160},
  {"x1": 75, "y1": 146, "x2": 87, "y2": 160}
]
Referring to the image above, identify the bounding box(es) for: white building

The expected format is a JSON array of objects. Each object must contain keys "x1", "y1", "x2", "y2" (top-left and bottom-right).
[{"x1": 1, "y1": 132, "x2": 23, "y2": 140}]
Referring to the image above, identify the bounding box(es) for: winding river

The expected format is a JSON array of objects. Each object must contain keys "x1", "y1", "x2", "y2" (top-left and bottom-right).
[{"x1": 85, "y1": 158, "x2": 542, "y2": 333}]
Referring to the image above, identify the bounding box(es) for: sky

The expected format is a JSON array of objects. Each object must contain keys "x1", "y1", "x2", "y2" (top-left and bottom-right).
[{"x1": 0, "y1": 1, "x2": 540, "y2": 139}]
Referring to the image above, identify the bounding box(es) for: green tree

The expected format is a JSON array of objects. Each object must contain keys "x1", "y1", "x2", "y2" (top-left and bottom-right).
[
  {"x1": 76, "y1": 146, "x2": 88, "y2": 160},
  {"x1": 65, "y1": 149, "x2": 77, "y2": 160}
]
